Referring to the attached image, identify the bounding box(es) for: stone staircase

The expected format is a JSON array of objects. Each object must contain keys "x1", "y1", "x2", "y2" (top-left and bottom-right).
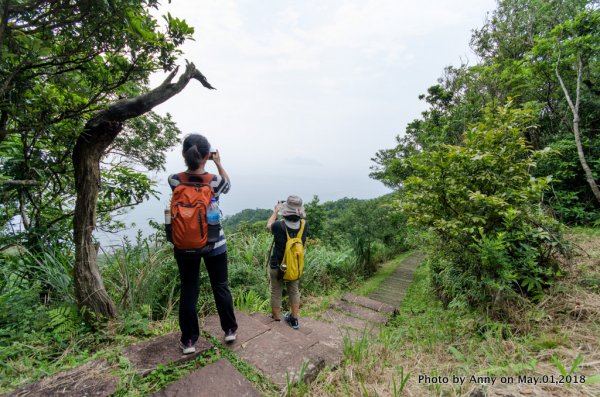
[
  {"x1": 5, "y1": 252, "x2": 424, "y2": 397},
  {"x1": 197, "y1": 293, "x2": 396, "y2": 390},
  {"x1": 368, "y1": 252, "x2": 423, "y2": 307}
]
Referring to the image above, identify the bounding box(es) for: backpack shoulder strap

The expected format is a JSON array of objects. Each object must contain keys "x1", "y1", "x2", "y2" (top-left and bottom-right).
[
  {"x1": 298, "y1": 220, "x2": 305, "y2": 238},
  {"x1": 176, "y1": 172, "x2": 213, "y2": 188},
  {"x1": 177, "y1": 172, "x2": 189, "y2": 184},
  {"x1": 283, "y1": 220, "x2": 291, "y2": 239}
]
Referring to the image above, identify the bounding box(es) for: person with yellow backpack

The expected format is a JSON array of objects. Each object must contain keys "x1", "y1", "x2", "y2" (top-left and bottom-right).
[{"x1": 266, "y1": 195, "x2": 308, "y2": 329}]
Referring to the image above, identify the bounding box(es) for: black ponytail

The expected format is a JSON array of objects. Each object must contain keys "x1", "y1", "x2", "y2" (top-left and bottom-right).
[{"x1": 182, "y1": 134, "x2": 210, "y2": 171}]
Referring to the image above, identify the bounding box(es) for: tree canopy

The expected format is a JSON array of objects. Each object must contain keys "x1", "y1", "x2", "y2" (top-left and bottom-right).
[
  {"x1": 0, "y1": 0, "x2": 195, "y2": 251},
  {"x1": 372, "y1": 0, "x2": 600, "y2": 224}
]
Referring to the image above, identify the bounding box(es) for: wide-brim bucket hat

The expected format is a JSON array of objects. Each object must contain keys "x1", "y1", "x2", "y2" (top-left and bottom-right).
[{"x1": 280, "y1": 195, "x2": 306, "y2": 218}]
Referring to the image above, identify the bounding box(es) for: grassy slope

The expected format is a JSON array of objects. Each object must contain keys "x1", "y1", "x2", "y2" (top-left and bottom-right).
[{"x1": 296, "y1": 228, "x2": 600, "y2": 397}]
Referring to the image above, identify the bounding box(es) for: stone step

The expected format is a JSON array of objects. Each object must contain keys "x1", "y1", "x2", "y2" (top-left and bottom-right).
[
  {"x1": 370, "y1": 290, "x2": 405, "y2": 298},
  {"x1": 204, "y1": 311, "x2": 342, "y2": 387},
  {"x1": 234, "y1": 330, "x2": 333, "y2": 387},
  {"x1": 341, "y1": 293, "x2": 397, "y2": 314},
  {"x1": 201, "y1": 311, "x2": 270, "y2": 352},
  {"x1": 321, "y1": 309, "x2": 379, "y2": 335},
  {"x1": 383, "y1": 275, "x2": 414, "y2": 282},
  {"x1": 372, "y1": 295, "x2": 402, "y2": 307},
  {"x1": 152, "y1": 359, "x2": 261, "y2": 397},
  {"x1": 386, "y1": 278, "x2": 414, "y2": 284},
  {"x1": 369, "y1": 291, "x2": 405, "y2": 300},
  {"x1": 298, "y1": 316, "x2": 354, "y2": 350},
  {"x1": 123, "y1": 332, "x2": 212, "y2": 376},
  {"x1": 369, "y1": 289, "x2": 406, "y2": 299},
  {"x1": 385, "y1": 274, "x2": 414, "y2": 281},
  {"x1": 250, "y1": 313, "x2": 319, "y2": 348},
  {"x1": 6, "y1": 359, "x2": 118, "y2": 397},
  {"x1": 329, "y1": 300, "x2": 389, "y2": 324},
  {"x1": 388, "y1": 269, "x2": 416, "y2": 277},
  {"x1": 372, "y1": 286, "x2": 406, "y2": 295}
]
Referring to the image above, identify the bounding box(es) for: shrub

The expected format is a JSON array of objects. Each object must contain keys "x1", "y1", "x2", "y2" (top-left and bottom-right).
[{"x1": 402, "y1": 103, "x2": 570, "y2": 313}]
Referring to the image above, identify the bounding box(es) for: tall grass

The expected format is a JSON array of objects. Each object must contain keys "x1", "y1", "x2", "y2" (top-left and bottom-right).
[
  {"x1": 101, "y1": 231, "x2": 180, "y2": 320},
  {"x1": 226, "y1": 230, "x2": 363, "y2": 301}
]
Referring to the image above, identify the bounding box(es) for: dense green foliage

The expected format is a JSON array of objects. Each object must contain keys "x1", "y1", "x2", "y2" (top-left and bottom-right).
[
  {"x1": 0, "y1": 0, "x2": 192, "y2": 252},
  {"x1": 403, "y1": 104, "x2": 569, "y2": 311},
  {"x1": 372, "y1": 0, "x2": 600, "y2": 225},
  {"x1": 371, "y1": 0, "x2": 599, "y2": 312}
]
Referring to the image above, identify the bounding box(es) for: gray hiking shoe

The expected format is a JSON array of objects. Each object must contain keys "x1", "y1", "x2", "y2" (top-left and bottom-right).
[{"x1": 284, "y1": 313, "x2": 299, "y2": 330}]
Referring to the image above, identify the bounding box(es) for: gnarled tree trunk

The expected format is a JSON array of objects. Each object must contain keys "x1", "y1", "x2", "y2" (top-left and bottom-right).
[{"x1": 72, "y1": 63, "x2": 215, "y2": 320}]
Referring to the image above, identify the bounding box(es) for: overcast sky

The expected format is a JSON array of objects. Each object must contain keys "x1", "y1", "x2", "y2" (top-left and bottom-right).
[{"x1": 98, "y1": 0, "x2": 497, "y2": 245}]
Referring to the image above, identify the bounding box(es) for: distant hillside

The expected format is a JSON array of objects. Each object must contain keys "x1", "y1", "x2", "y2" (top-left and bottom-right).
[
  {"x1": 321, "y1": 197, "x2": 361, "y2": 219},
  {"x1": 223, "y1": 194, "x2": 397, "y2": 231},
  {"x1": 223, "y1": 208, "x2": 272, "y2": 230}
]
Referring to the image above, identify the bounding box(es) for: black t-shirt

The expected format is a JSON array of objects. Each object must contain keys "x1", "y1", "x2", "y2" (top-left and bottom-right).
[{"x1": 269, "y1": 220, "x2": 308, "y2": 269}]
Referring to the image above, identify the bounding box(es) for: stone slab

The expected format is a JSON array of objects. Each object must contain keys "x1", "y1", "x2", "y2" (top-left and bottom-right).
[
  {"x1": 370, "y1": 290, "x2": 407, "y2": 298},
  {"x1": 152, "y1": 359, "x2": 261, "y2": 397},
  {"x1": 123, "y1": 332, "x2": 212, "y2": 376},
  {"x1": 374, "y1": 285, "x2": 405, "y2": 294},
  {"x1": 265, "y1": 319, "x2": 319, "y2": 349},
  {"x1": 369, "y1": 293, "x2": 405, "y2": 306},
  {"x1": 284, "y1": 342, "x2": 344, "y2": 386},
  {"x1": 236, "y1": 329, "x2": 314, "y2": 387},
  {"x1": 243, "y1": 315, "x2": 343, "y2": 386},
  {"x1": 341, "y1": 293, "x2": 397, "y2": 314},
  {"x1": 7, "y1": 360, "x2": 118, "y2": 397},
  {"x1": 202, "y1": 311, "x2": 269, "y2": 351},
  {"x1": 298, "y1": 317, "x2": 349, "y2": 349},
  {"x1": 387, "y1": 273, "x2": 414, "y2": 278},
  {"x1": 322, "y1": 309, "x2": 378, "y2": 335},
  {"x1": 249, "y1": 312, "x2": 314, "y2": 338},
  {"x1": 330, "y1": 300, "x2": 389, "y2": 324},
  {"x1": 305, "y1": 342, "x2": 343, "y2": 369}
]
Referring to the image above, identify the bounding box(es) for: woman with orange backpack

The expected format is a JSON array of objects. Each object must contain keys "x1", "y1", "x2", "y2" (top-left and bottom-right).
[{"x1": 167, "y1": 133, "x2": 237, "y2": 354}]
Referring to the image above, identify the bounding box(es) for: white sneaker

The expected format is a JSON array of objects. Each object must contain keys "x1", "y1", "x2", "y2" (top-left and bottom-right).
[
  {"x1": 180, "y1": 340, "x2": 196, "y2": 354},
  {"x1": 224, "y1": 329, "x2": 237, "y2": 343}
]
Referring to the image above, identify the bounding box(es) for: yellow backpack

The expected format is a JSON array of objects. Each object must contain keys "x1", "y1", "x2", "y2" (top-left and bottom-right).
[{"x1": 281, "y1": 220, "x2": 305, "y2": 281}]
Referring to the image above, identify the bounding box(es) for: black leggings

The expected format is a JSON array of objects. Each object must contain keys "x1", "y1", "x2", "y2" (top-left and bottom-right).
[{"x1": 175, "y1": 251, "x2": 237, "y2": 344}]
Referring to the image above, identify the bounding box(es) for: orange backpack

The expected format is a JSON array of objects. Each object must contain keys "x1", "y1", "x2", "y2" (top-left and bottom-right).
[{"x1": 170, "y1": 173, "x2": 214, "y2": 252}]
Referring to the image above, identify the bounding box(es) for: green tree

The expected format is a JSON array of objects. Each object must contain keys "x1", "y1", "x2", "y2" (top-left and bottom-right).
[
  {"x1": 305, "y1": 195, "x2": 326, "y2": 240},
  {"x1": 403, "y1": 103, "x2": 568, "y2": 311},
  {"x1": 372, "y1": 0, "x2": 600, "y2": 224},
  {"x1": 530, "y1": 9, "x2": 600, "y2": 204},
  {"x1": 0, "y1": 0, "x2": 214, "y2": 319},
  {"x1": 325, "y1": 195, "x2": 407, "y2": 274}
]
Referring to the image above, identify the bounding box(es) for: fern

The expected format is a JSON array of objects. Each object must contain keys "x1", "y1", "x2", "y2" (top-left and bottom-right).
[{"x1": 46, "y1": 305, "x2": 80, "y2": 338}]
